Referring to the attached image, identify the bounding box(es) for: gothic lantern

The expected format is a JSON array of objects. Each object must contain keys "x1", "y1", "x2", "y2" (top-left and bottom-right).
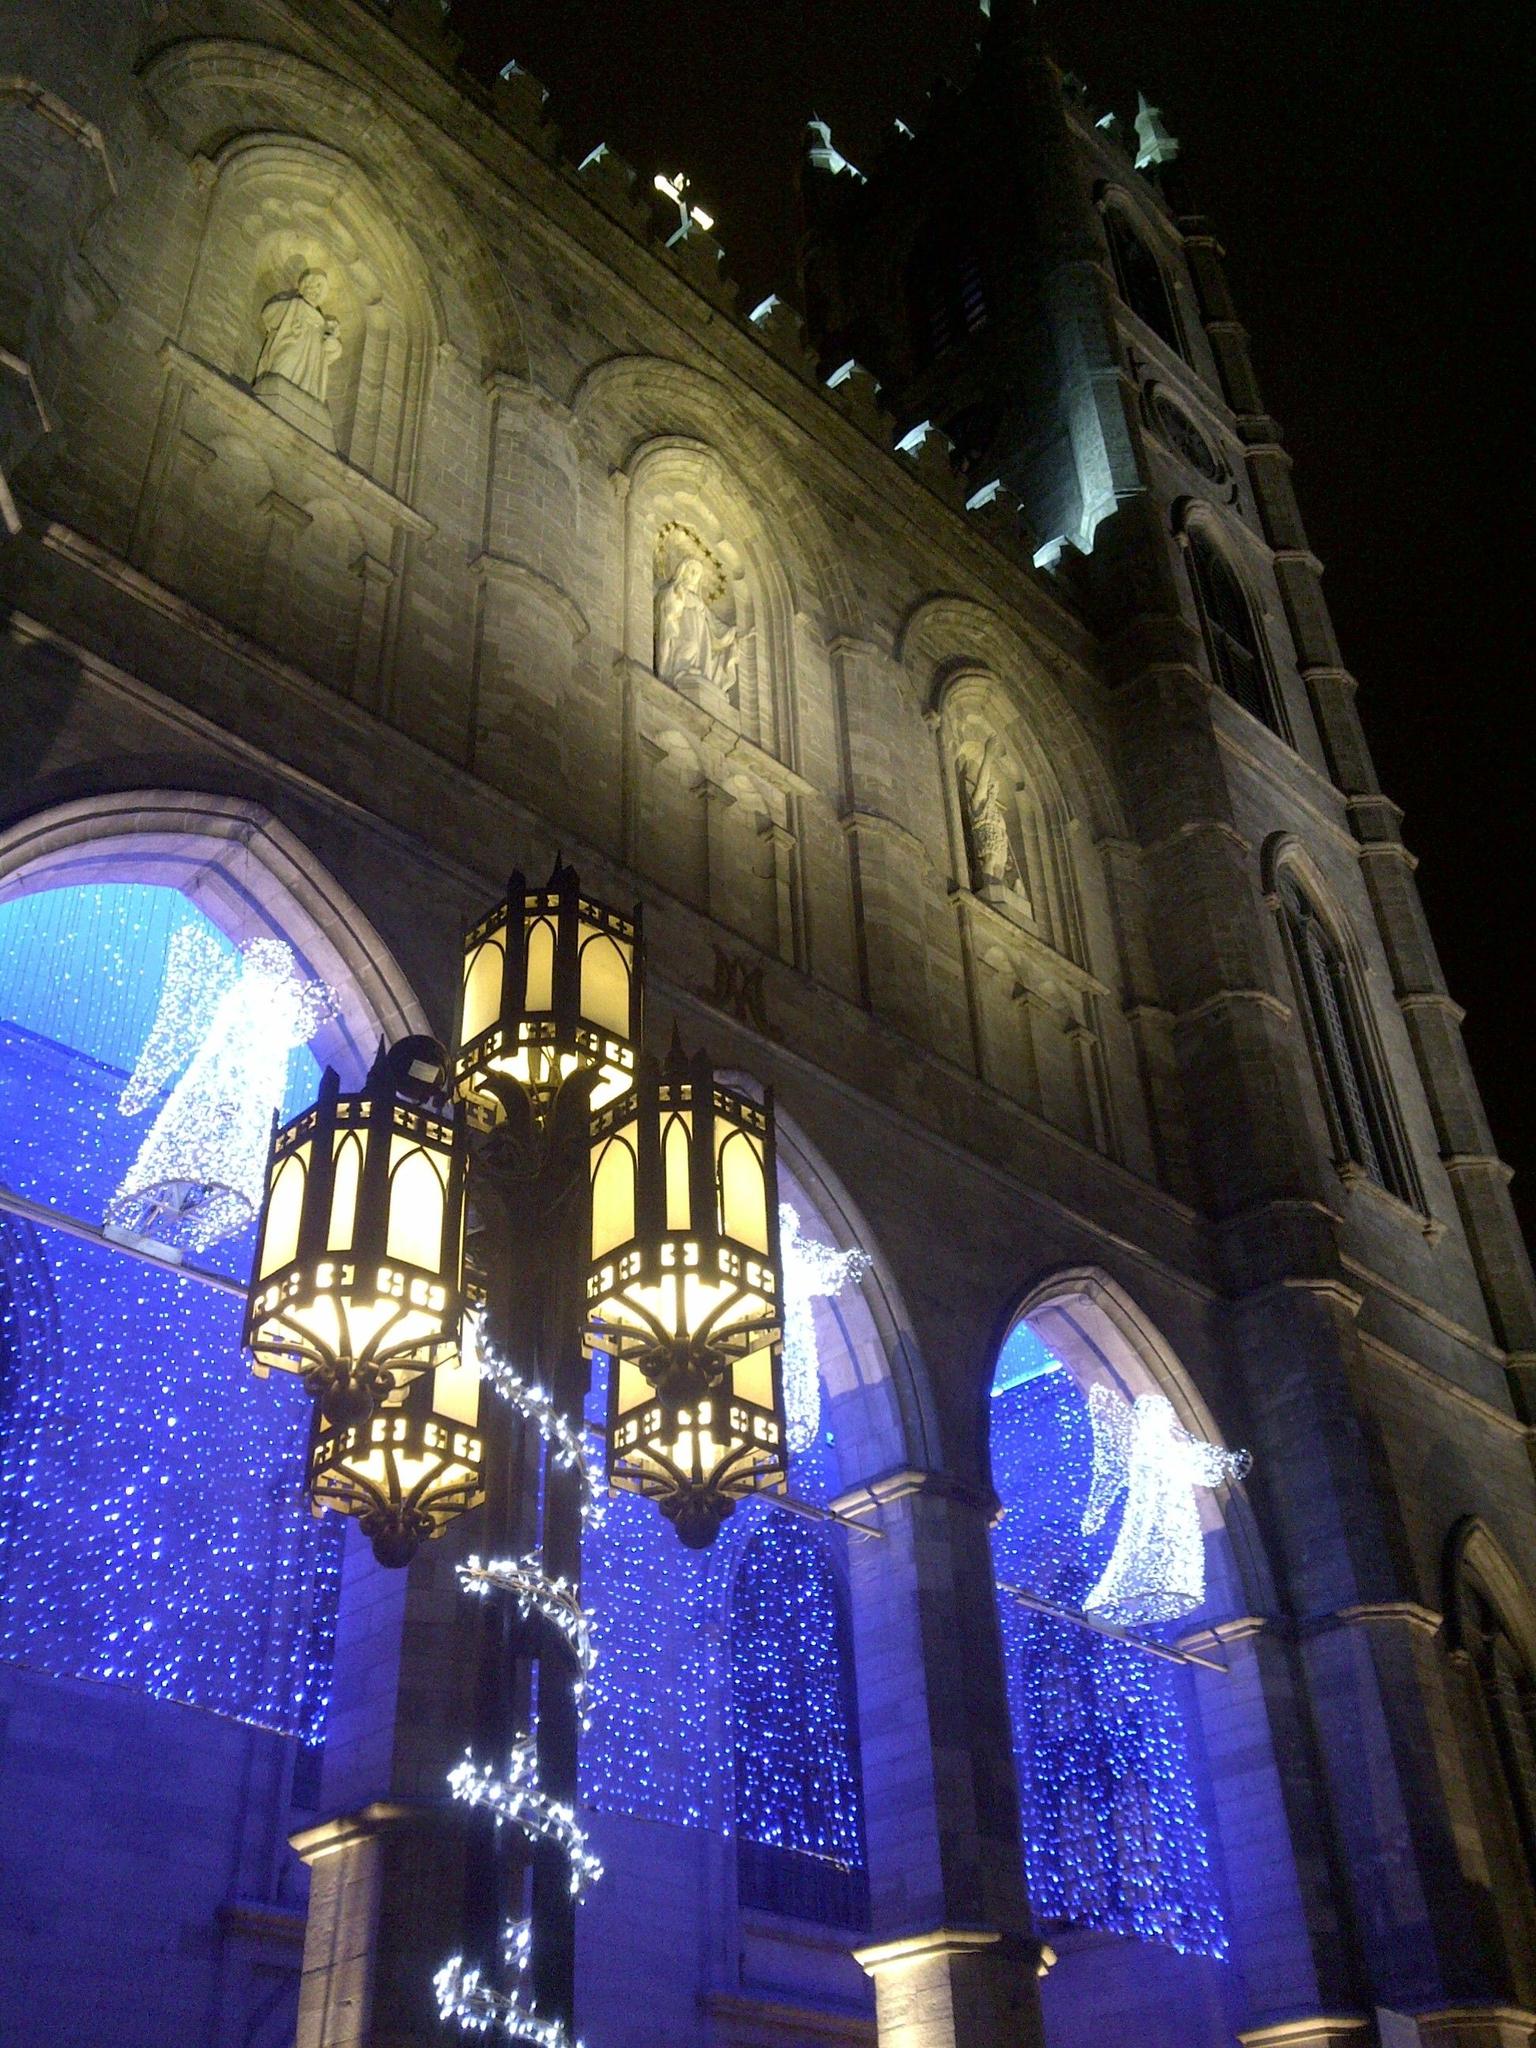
[
  {"x1": 307, "y1": 1337, "x2": 484, "y2": 1567},
  {"x1": 587, "y1": 1036, "x2": 787, "y2": 1547},
  {"x1": 456, "y1": 858, "x2": 641, "y2": 1121},
  {"x1": 245, "y1": 1038, "x2": 467, "y2": 1424}
]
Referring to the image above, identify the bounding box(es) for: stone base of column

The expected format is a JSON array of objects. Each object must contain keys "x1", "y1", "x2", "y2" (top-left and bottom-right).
[
  {"x1": 291, "y1": 1801, "x2": 468, "y2": 2048},
  {"x1": 853, "y1": 1927, "x2": 1046, "y2": 2048},
  {"x1": 1237, "y1": 2022, "x2": 1372, "y2": 2048},
  {"x1": 1412, "y1": 2010, "x2": 1536, "y2": 2048}
]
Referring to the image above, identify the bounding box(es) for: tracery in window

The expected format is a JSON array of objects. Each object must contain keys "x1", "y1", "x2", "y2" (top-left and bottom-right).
[
  {"x1": 1103, "y1": 206, "x2": 1182, "y2": 357},
  {"x1": 1278, "y1": 875, "x2": 1418, "y2": 1207},
  {"x1": 1187, "y1": 528, "x2": 1281, "y2": 733}
]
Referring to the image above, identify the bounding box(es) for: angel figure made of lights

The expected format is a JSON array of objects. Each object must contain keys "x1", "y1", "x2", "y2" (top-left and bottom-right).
[
  {"x1": 778, "y1": 1202, "x2": 870, "y2": 1454},
  {"x1": 1080, "y1": 1385, "x2": 1250, "y2": 1628},
  {"x1": 106, "y1": 927, "x2": 336, "y2": 1253}
]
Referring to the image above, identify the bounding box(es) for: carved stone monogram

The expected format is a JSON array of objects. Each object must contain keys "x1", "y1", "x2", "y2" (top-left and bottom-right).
[
  {"x1": 653, "y1": 523, "x2": 741, "y2": 703},
  {"x1": 696, "y1": 945, "x2": 772, "y2": 1035},
  {"x1": 253, "y1": 267, "x2": 342, "y2": 451}
]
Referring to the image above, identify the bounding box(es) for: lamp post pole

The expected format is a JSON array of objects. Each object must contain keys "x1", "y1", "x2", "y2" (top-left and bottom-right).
[{"x1": 465, "y1": 1071, "x2": 594, "y2": 2035}]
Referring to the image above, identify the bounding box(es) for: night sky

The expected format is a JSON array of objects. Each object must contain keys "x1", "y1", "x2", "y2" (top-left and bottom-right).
[{"x1": 453, "y1": 0, "x2": 1532, "y2": 1243}]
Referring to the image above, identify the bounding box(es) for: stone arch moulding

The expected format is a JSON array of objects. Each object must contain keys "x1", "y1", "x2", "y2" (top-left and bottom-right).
[
  {"x1": 180, "y1": 132, "x2": 442, "y2": 496},
  {"x1": 570, "y1": 353, "x2": 858, "y2": 637},
  {"x1": 1443, "y1": 1516, "x2": 1536, "y2": 1678},
  {"x1": 764, "y1": 1099, "x2": 942, "y2": 1483},
  {"x1": 1260, "y1": 827, "x2": 1427, "y2": 1215},
  {"x1": 139, "y1": 39, "x2": 524, "y2": 381},
  {"x1": 1001, "y1": 1263, "x2": 1274, "y2": 1614},
  {"x1": 0, "y1": 791, "x2": 428, "y2": 1078},
  {"x1": 898, "y1": 593, "x2": 1125, "y2": 845}
]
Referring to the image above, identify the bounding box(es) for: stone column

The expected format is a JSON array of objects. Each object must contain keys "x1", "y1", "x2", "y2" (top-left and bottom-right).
[{"x1": 837, "y1": 1469, "x2": 1047, "y2": 2048}]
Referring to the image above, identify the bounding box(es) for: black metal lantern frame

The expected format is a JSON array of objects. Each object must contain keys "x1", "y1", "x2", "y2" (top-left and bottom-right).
[
  {"x1": 587, "y1": 1039, "x2": 788, "y2": 1547},
  {"x1": 456, "y1": 859, "x2": 641, "y2": 1128},
  {"x1": 246, "y1": 1042, "x2": 468, "y2": 1424}
]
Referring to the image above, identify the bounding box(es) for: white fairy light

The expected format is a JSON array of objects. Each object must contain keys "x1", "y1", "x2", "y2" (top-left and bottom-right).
[
  {"x1": 459, "y1": 1555, "x2": 597, "y2": 1684},
  {"x1": 448, "y1": 1743, "x2": 605, "y2": 1898},
  {"x1": 1081, "y1": 1387, "x2": 1250, "y2": 1627},
  {"x1": 472, "y1": 1325, "x2": 604, "y2": 1528},
  {"x1": 107, "y1": 933, "x2": 334, "y2": 1251},
  {"x1": 433, "y1": 1956, "x2": 582, "y2": 2048},
  {"x1": 778, "y1": 1203, "x2": 870, "y2": 1452}
]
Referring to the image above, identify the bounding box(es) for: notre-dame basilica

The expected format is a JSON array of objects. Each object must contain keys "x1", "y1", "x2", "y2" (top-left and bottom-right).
[{"x1": 2, "y1": 4, "x2": 1534, "y2": 2046}]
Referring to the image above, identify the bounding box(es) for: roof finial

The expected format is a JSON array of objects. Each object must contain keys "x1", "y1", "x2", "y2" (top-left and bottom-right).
[{"x1": 1134, "y1": 93, "x2": 1180, "y2": 172}]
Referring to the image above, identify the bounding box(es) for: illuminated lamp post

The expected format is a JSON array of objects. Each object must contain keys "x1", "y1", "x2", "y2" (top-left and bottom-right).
[
  {"x1": 589, "y1": 1035, "x2": 787, "y2": 1548},
  {"x1": 245, "y1": 858, "x2": 788, "y2": 2046}
]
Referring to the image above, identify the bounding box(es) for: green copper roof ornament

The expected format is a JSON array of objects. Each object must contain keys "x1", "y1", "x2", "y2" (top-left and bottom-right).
[{"x1": 1134, "y1": 93, "x2": 1180, "y2": 172}]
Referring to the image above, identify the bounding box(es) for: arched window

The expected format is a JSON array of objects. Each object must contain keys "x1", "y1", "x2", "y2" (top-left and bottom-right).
[
  {"x1": 1186, "y1": 527, "x2": 1281, "y2": 733},
  {"x1": 0, "y1": 881, "x2": 340, "y2": 1738},
  {"x1": 1464, "y1": 1583, "x2": 1536, "y2": 1886},
  {"x1": 1103, "y1": 206, "x2": 1182, "y2": 357},
  {"x1": 908, "y1": 220, "x2": 990, "y2": 368},
  {"x1": 988, "y1": 1321, "x2": 1229, "y2": 1958},
  {"x1": 1278, "y1": 875, "x2": 1419, "y2": 1206}
]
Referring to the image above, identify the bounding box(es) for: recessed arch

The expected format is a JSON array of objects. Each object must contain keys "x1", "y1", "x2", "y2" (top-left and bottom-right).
[
  {"x1": 139, "y1": 39, "x2": 524, "y2": 379},
  {"x1": 0, "y1": 791, "x2": 429, "y2": 1079},
  {"x1": 1003, "y1": 1264, "x2": 1269, "y2": 1607}
]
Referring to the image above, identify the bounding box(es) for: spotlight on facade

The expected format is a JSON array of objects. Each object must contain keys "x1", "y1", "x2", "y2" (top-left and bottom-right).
[
  {"x1": 455, "y1": 858, "x2": 641, "y2": 1124},
  {"x1": 245, "y1": 1037, "x2": 467, "y2": 1425},
  {"x1": 587, "y1": 1034, "x2": 788, "y2": 1548}
]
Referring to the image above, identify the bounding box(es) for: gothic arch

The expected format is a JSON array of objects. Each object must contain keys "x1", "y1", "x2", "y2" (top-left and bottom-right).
[
  {"x1": 179, "y1": 133, "x2": 441, "y2": 497},
  {"x1": 1095, "y1": 183, "x2": 1187, "y2": 359},
  {"x1": 1445, "y1": 1517, "x2": 1536, "y2": 1678},
  {"x1": 623, "y1": 434, "x2": 797, "y2": 756},
  {"x1": 1172, "y1": 501, "x2": 1289, "y2": 738},
  {"x1": 569, "y1": 354, "x2": 860, "y2": 638},
  {"x1": 139, "y1": 39, "x2": 524, "y2": 378},
  {"x1": 0, "y1": 790, "x2": 428, "y2": 1076},
  {"x1": 1261, "y1": 832, "x2": 1423, "y2": 1209},
  {"x1": 897, "y1": 593, "x2": 1124, "y2": 843},
  {"x1": 1003, "y1": 1264, "x2": 1269, "y2": 1613}
]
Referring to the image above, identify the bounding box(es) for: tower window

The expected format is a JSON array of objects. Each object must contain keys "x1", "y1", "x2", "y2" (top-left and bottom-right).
[
  {"x1": 908, "y1": 231, "x2": 990, "y2": 368},
  {"x1": 1187, "y1": 528, "x2": 1281, "y2": 734},
  {"x1": 1279, "y1": 876, "x2": 1420, "y2": 1207},
  {"x1": 1103, "y1": 206, "x2": 1182, "y2": 358}
]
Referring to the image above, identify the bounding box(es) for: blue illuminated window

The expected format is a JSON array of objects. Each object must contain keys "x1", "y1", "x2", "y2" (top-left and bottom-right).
[
  {"x1": 579, "y1": 1358, "x2": 867, "y2": 1926},
  {"x1": 0, "y1": 883, "x2": 341, "y2": 1741},
  {"x1": 990, "y1": 1322, "x2": 1228, "y2": 1956}
]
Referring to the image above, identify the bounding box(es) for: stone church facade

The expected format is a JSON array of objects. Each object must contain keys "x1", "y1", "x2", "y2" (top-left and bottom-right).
[{"x1": 2, "y1": 4, "x2": 1534, "y2": 2047}]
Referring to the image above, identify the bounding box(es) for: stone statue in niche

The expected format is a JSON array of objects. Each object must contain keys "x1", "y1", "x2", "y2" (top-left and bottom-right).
[
  {"x1": 959, "y1": 736, "x2": 1029, "y2": 910},
  {"x1": 654, "y1": 529, "x2": 741, "y2": 704},
  {"x1": 253, "y1": 268, "x2": 342, "y2": 452}
]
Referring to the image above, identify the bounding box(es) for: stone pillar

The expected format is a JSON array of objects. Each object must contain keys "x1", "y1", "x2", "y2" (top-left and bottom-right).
[
  {"x1": 1412, "y1": 2010, "x2": 1536, "y2": 2048},
  {"x1": 292, "y1": 1803, "x2": 468, "y2": 2048},
  {"x1": 838, "y1": 1469, "x2": 1046, "y2": 2048},
  {"x1": 1236, "y1": 2022, "x2": 1372, "y2": 2048}
]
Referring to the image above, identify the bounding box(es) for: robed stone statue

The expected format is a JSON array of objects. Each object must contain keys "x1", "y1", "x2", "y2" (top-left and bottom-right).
[{"x1": 253, "y1": 268, "x2": 342, "y2": 450}]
